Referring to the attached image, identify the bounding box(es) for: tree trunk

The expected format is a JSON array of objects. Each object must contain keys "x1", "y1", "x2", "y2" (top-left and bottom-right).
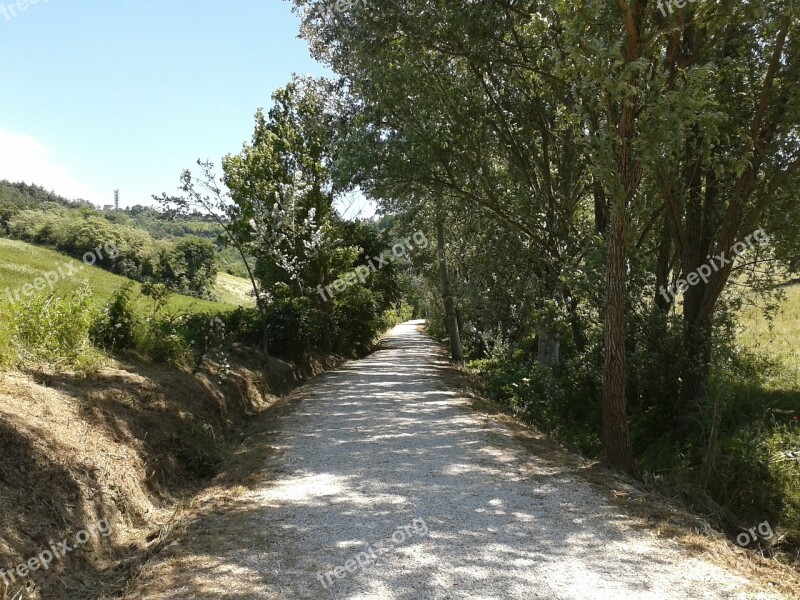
[
  {"x1": 436, "y1": 219, "x2": 464, "y2": 363},
  {"x1": 676, "y1": 135, "x2": 712, "y2": 425},
  {"x1": 603, "y1": 195, "x2": 641, "y2": 479},
  {"x1": 261, "y1": 318, "x2": 270, "y2": 357},
  {"x1": 601, "y1": 0, "x2": 646, "y2": 479},
  {"x1": 654, "y1": 206, "x2": 673, "y2": 313},
  {"x1": 682, "y1": 307, "x2": 713, "y2": 417},
  {"x1": 318, "y1": 266, "x2": 333, "y2": 353},
  {"x1": 563, "y1": 288, "x2": 587, "y2": 353},
  {"x1": 252, "y1": 295, "x2": 269, "y2": 358}
]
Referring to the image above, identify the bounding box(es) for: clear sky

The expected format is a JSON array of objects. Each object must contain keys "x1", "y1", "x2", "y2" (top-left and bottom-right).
[{"x1": 0, "y1": 0, "x2": 332, "y2": 209}]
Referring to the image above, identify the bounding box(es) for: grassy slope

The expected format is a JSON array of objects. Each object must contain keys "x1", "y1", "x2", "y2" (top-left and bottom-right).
[
  {"x1": 0, "y1": 238, "x2": 240, "y2": 314},
  {"x1": 214, "y1": 272, "x2": 256, "y2": 307},
  {"x1": 738, "y1": 281, "x2": 800, "y2": 390}
]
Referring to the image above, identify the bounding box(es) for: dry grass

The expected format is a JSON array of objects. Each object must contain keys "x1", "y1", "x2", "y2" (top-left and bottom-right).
[{"x1": 0, "y1": 349, "x2": 339, "y2": 600}]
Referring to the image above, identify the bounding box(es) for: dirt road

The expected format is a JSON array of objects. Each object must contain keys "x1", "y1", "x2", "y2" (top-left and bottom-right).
[{"x1": 122, "y1": 321, "x2": 780, "y2": 599}]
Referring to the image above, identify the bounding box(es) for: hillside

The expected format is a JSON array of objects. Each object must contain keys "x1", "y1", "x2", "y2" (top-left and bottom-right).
[
  {"x1": 0, "y1": 238, "x2": 236, "y2": 314},
  {"x1": 0, "y1": 180, "x2": 250, "y2": 296},
  {"x1": 739, "y1": 282, "x2": 800, "y2": 387}
]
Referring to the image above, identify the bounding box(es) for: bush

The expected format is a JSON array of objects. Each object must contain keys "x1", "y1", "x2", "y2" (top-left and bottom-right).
[
  {"x1": 265, "y1": 296, "x2": 317, "y2": 358},
  {"x1": 382, "y1": 300, "x2": 414, "y2": 329},
  {"x1": 330, "y1": 285, "x2": 383, "y2": 356},
  {"x1": 4, "y1": 284, "x2": 102, "y2": 372},
  {"x1": 180, "y1": 313, "x2": 229, "y2": 373},
  {"x1": 91, "y1": 283, "x2": 138, "y2": 351},
  {"x1": 466, "y1": 355, "x2": 603, "y2": 456},
  {"x1": 696, "y1": 419, "x2": 800, "y2": 549},
  {"x1": 221, "y1": 306, "x2": 263, "y2": 346},
  {"x1": 135, "y1": 283, "x2": 190, "y2": 365}
]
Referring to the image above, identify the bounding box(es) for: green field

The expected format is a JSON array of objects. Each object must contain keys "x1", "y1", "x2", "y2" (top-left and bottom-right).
[
  {"x1": 738, "y1": 281, "x2": 800, "y2": 393},
  {"x1": 214, "y1": 272, "x2": 256, "y2": 307},
  {"x1": 0, "y1": 238, "x2": 241, "y2": 315}
]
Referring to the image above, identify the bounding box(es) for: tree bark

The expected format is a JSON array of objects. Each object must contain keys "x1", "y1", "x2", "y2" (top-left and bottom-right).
[
  {"x1": 436, "y1": 218, "x2": 464, "y2": 363},
  {"x1": 563, "y1": 288, "x2": 587, "y2": 353},
  {"x1": 682, "y1": 310, "x2": 712, "y2": 414},
  {"x1": 599, "y1": 0, "x2": 646, "y2": 479},
  {"x1": 603, "y1": 195, "x2": 641, "y2": 479}
]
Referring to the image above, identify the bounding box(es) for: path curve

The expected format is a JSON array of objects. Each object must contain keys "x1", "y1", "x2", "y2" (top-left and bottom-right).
[{"x1": 125, "y1": 321, "x2": 779, "y2": 599}]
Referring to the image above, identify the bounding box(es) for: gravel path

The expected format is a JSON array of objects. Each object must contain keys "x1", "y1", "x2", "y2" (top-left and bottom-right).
[{"x1": 126, "y1": 321, "x2": 780, "y2": 599}]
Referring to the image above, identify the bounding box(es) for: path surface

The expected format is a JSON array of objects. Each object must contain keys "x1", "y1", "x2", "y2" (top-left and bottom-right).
[{"x1": 125, "y1": 321, "x2": 779, "y2": 599}]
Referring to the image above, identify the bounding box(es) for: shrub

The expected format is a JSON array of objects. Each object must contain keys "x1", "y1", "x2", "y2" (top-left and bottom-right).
[
  {"x1": 265, "y1": 296, "x2": 316, "y2": 358},
  {"x1": 330, "y1": 285, "x2": 382, "y2": 356},
  {"x1": 221, "y1": 306, "x2": 263, "y2": 346},
  {"x1": 4, "y1": 284, "x2": 102, "y2": 372},
  {"x1": 181, "y1": 313, "x2": 229, "y2": 374},
  {"x1": 382, "y1": 300, "x2": 414, "y2": 329},
  {"x1": 467, "y1": 354, "x2": 603, "y2": 456},
  {"x1": 133, "y1": 282, "x2": 190, "y2": 365},
  {"x1": 91, "y1": 283, "x2": 138, "y2": 351}
]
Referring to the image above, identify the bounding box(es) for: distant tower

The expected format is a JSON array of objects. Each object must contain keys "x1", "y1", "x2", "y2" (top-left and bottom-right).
[{"x1": 114, "y1": 189, "x2": 120, "y2": 211}]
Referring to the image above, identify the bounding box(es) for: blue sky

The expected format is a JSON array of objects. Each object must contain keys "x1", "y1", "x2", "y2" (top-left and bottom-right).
[{"x1": 0, "y1": 0, "x2": 335, "y2": 209}]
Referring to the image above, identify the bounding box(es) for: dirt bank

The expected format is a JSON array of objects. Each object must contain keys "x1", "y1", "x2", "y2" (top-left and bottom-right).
[{"x1": 0, "y1": 347, "x2": 339, "y2": 600}]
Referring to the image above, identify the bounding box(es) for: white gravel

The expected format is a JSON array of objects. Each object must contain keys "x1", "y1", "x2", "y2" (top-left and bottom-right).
[{"x1": 134, "y1": 320, "x2": 783, "y2": 599}]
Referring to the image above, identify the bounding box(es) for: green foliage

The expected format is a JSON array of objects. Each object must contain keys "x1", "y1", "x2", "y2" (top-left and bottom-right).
[
  {"x1": 220, "y1": 306, "x2": 264, "y2": 347},
  {"x1": 158, "y1": 236, "x2": 219, "y2": 298},
  {"x1": 693, "y1": 421, "x2": 800, "y2": 548},
  {"x1": 91, "y1": 283, "x2": 138, "y2": 350},
  {"x1": 135, "y1": 283, "x2": 189, "y2": 364},
  {"x1": 137, "y1": 323, "x2": 189, "y2": 365},
  {"x1": 330, "y1": 284, "x2": 382, "y2": 356},
  {"x1": 3, "y1": 285, "x2": 102, "y2": 372},
  {"x1": 382, "y1": 301, "x2": 414, "y2": 329},
  {"x1": 0, "y1": 239, "x2": 233, "y2": 320},
  {"x1": 182, "y1": 314, "x2": 229, "y2": 374},
  {"x1": 0, "y1": 180, "x2": 90, "y2": 233},
  {"x1": 264, "y1": 296, "x2": 317, "y2": 358},
  {"x1": 466, "y1": 355, "x2": 603, "y2": 457}
]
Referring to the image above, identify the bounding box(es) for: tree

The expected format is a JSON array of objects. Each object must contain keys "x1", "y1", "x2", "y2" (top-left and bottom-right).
[{"x1": 157, "y1": 161, "x2": 272, "y2": 356}]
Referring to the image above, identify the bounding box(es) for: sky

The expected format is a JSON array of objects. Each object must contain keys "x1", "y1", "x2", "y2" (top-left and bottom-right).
[{"x1": 0, "y1": 0, "x2": 372, "y2": 215}]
